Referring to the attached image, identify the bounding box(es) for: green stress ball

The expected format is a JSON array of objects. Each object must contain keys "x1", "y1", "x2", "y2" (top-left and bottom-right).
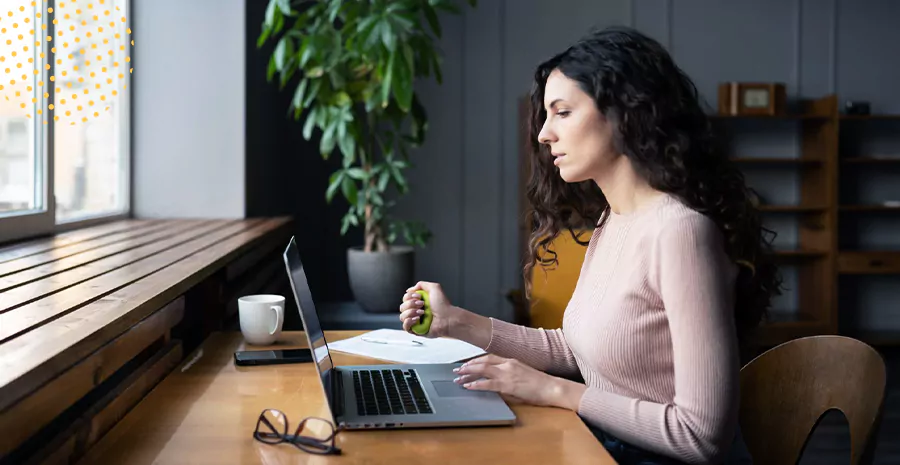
[{"x1": 411, "y1": 290, "x2": 433, "y2": 335}]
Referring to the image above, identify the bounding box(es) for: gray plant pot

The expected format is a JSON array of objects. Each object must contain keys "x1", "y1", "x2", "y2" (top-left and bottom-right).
[{"x1": 347, "y1": 245, "x2": 415, "y2": 313}]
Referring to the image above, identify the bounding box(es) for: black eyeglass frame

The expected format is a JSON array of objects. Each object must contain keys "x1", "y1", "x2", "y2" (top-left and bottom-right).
[{"x1": 253, "y1": 408, "x2": 343, "y2": 455}]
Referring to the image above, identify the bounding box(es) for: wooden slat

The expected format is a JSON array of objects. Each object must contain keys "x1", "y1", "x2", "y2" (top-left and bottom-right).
[
  {"x1": 0, "y1": 297, "x2": 184, "y2": 457},
  {"x1": 0, "y1": 220, "x2": 242, "y2": 341},
  {"x1": 0, "y1": 220, "x2": 233, "y2": 316},
  {"x1": 0, "y1": 218, "x2": 290, "y2": 414},
  {"x1": 838, "y1": 251, "x2": 900, "y2": 274},
  {"x1": 0, "y1": 220, "x2": 154, "y2": 265},
  {"x1": 0, "y1": 220, "x2": 214, "y2": 293},
  {"x1": 28, "y1": 342, "x2": 183, "y2": 465},
  {"x1": 0, "y1": 220, "x2": 176, "y2": 277}
]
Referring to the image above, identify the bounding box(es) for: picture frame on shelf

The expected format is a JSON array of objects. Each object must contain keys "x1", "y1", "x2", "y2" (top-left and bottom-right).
[{"x1": 718, "y1": 82, "x2": 787, "y2": 116}]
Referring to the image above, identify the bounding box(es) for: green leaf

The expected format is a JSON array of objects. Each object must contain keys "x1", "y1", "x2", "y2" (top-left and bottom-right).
[
  {"x1": 256, "y1": 26, "x2": 271, "y2": 49},
  {"x1": 326, "y1": 170, "x2": 343, "y2": 203},
  {"x1": 390, "y1": 12, "x2": 416, "y2": 34},
  {"x1": 346, "y1": 168, "x2": 367, "y2": 180},
  {"x1": 264, "y1": 0, "x2": 279, "y2": 29},
  {"x1": 266, "y1": 55, "x2": 277, "y2": 82},
  {"x1": 291, "y1": 78, "x2": 308, "y2": 116},
  {"x1": 327, "y1": 0, "x2": 342, "y2": 23},
  {"x1": 304, "y1": 79, "x2": 321, "y2": 108},
  {"x1": 341, "y1": 213, "x2": 352, "y2": 235},
  {"x1": 298, "y1": 36, "x2": 314, "y2": 67},
  {"x1": 378, "y1": 170, "x2": 390, "y2": 191},
  {"x1": 292, "y1": 78, "x2": 308, "y2": 109},
  {"x1": 320, "y1": 119, "x2": 337, "y2": 158},
  {"x1": 329, "y1": 68, "x2": 346, "y2": 90},
  {"x1": 381, "y1": 49, "x2": 395, "y2": 107},
  {"x1": 391, "y1": 164, "x2": 408, "y2": 193},
  {"x1": 423, "y1": 4, "x2": 441, "y2": 38},
  {"x1": 387, "y1": 227, "x2": 397, "y2": 244},
  {"x1": 379, "y1": 18, "x2": 396, "y2": 50},
  {"x1": 274, "y1": 37, "x2": 293, "y2": 71},
  {"x1": 279, "y1": 56, "x2": 297, "y2": 90},
  {"x1": 302, "y1": 106, "x2": 318, "y2": 140},
  {"x1": 370, "y1": 190, "x2": 385, "y2": 207},
  {"x1": 273, "y1": 10, "x2": 285, "y2": 34},
  {"x1": 338, "y1": 128, "x2": 357, "y2": 163},
  {"x1": 275, "y1": 0, "x2": 291, "y2": 16},
  {"x1": 392, "y1": 43, "x2": 414, "y2": 111},
  {"x1": 341, "y1": 176, "x2": 358, "y2": 206}
]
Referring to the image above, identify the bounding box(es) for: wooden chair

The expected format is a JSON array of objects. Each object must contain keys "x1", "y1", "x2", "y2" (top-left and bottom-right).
[{"x1": 739, "y1": 335, "x2": 887, "y2": 465}]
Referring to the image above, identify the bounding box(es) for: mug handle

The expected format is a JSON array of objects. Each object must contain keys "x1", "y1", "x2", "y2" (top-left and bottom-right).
[{"x1": 269, "y1": 305, "x2": 284, "y2": 335}]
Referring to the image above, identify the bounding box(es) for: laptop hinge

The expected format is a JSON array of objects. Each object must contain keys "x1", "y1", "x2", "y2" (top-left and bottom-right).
[{"x1": 331, "y1": 369, "x2": 344, "y2": 418}]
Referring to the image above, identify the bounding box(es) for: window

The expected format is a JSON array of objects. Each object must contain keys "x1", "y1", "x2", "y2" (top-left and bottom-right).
[{"x1": 0, "y1": 0, "x2": 131, "y2": 244}]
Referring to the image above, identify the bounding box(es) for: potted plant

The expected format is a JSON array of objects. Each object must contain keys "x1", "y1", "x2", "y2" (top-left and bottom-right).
[{"x1": 258, "y1": 0, "x2": 475, "y2": 313}]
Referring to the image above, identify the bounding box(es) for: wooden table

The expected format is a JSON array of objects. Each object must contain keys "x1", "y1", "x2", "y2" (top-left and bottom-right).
[{"x1": 78, "y1": 331, "x2": 616, "y2": 464}]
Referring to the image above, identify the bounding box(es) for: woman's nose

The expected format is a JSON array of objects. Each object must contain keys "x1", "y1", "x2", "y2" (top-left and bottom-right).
[{"x1": 538, "y1": 123, "x2": 556, "y2": 145}]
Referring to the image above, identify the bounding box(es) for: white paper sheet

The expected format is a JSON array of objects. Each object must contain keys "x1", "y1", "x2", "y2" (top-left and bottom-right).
[{"x1": 326, "y1": 329, "x2": 486, "y2": 364}]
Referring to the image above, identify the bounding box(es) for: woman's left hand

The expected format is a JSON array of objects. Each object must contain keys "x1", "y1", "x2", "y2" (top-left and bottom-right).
[{"x1": 452, "y1": 354, "x2": 586, "y2": 410}]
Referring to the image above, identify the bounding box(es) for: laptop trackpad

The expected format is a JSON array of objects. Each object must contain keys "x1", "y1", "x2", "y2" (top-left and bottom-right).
[{"x1": 431, "y1": 380, "x2": 485, "y2": 398}]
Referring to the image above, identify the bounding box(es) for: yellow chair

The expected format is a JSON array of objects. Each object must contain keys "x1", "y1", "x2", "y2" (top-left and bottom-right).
[{"x1": 513, "y1": 230, "x2": 590, "y2": 329}]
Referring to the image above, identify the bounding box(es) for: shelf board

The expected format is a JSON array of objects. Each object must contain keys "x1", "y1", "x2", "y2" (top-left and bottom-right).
[
  {"x1": 839, "y1": 205, "x2": 900, "y2": 212},
  {"x1": 774, "y1": 249, "x2": 828, "y2": 258},
  {"x1": 842, "y1": 157, "x2": 900, "y2": 164},
  {"x1": 711, "y1": 114, "x2": 829, "y2": 121},
  {"x1": 840, "y1": 114, "x2": 900, "y2": 120},
  {"x1": 758, "y1": 205, "x2": 828, "y2": 213},
  {"x1": 838, "y1": 251, "x2": 900, "y2": 274},
  {"x1": 731, "y1": 157, "x2": 823, "y2": 165}
]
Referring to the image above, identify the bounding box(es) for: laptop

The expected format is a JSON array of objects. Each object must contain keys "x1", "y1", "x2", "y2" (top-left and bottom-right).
[{"x1": 282, "y1": 236, "x2": 517, "y2": 430}]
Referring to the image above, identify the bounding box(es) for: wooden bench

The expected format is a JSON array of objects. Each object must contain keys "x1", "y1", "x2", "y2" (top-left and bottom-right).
[{"x1": 0, "y1": 217, "x2": 293, "y2": 465}]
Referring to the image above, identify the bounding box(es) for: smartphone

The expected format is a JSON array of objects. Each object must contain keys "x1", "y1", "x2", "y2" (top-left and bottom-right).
[{"x1": 234, "y1": 348, "x2": 314, "y2": 366}]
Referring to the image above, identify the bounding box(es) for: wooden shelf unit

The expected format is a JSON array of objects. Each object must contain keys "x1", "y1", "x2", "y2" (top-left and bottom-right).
[
  {"x1": 718, "y1": 95, "x2": 840, "y2": 349},
  {"x1": 721, "y1": 97, "x2": 900, "y2": 346},
  {"x1": 837, "y1": 111, "x2": 900, "y2": 345}
]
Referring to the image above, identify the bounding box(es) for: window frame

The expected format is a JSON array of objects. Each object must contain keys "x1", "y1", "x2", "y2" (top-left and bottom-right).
[{"x1": 0, "y1": 0, "x2": 132, "y2": 244}]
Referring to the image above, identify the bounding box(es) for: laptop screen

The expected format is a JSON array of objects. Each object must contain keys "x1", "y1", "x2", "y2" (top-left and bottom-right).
[{"x1": 282, "y1": 237, "x2": 337, "y2": 418}]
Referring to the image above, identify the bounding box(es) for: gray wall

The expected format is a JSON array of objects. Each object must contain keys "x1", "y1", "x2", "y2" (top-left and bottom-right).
[
  {"x1": 395, "y1": 0, "x2": 900, "y2": 331},
  {"x1": 132, "y1": 0, "x2": 245, "y2": 219}
]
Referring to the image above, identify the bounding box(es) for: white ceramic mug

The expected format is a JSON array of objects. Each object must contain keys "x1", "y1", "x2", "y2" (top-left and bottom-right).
[{"x1": 238, "y1": 294, "x2": 285, "y2": 345}]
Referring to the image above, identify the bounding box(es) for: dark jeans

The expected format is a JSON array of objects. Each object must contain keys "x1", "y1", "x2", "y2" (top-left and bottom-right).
[{"x1": 588, "y1": 424, "x2": 688, "y2": 465}]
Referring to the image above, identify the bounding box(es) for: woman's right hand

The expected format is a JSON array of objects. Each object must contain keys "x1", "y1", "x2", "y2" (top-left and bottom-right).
[{"x1": 398, "y1": 281, "x2": 458, "y2": 338}]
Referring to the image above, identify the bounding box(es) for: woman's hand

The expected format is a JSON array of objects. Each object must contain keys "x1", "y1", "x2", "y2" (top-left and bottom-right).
[
  {"x1": 398, "y1": 281, "x2": 460, "y2": 339},
  {"x1": 452, "y1": 354, "x2": 587, "y2": 410}
]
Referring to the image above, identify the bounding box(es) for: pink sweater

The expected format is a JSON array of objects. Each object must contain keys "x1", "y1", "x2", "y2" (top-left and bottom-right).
[{"x1": 487, "y1": 194, "x2": 742, "y2": 464}]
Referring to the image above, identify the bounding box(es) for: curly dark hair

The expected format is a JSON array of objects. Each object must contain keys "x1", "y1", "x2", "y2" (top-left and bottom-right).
[{"x1": 523, "y1": 26, "x2": 782, "y2": 347}]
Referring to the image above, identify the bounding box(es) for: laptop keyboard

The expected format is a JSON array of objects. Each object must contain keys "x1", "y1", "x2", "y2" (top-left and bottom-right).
[{"x1": 353, "y1": 369, "x2": 433, "y2": 416}]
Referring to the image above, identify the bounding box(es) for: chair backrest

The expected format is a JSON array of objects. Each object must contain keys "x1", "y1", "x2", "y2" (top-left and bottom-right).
[
  {"x1": 527, "y1": 229, "x2": 590, "y2": 329},
  {"x1": 739, "y1": 335, "x2": 887, "y2": 465}
]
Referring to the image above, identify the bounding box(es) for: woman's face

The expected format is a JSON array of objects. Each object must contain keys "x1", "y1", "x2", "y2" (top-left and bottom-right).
[{"x1": 537, "y1": 69, "x2": 620, "y2": 183}]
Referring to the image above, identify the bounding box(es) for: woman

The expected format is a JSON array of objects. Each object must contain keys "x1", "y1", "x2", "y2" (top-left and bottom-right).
[{"x1": 398, "y1": 26, "x2": 778, "y2": 465}]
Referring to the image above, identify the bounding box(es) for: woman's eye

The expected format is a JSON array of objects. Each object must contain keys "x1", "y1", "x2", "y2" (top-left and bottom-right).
[{"x1": 557, "y1": 110, "x2": 570, "y2": 117}]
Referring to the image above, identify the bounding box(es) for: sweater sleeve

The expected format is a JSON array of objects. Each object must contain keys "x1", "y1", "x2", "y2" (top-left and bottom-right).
[
  {"x1": 575, "y1": 214, "x2": 741, "y2": 464},
  {"x1": 484, "y1": 317, "x2": 581, "y2": 378}
]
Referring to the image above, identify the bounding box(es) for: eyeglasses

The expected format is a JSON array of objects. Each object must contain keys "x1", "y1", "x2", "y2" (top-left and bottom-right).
[{"x1": 253, "y1": 409, "x2": 342, "y2": 455}]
